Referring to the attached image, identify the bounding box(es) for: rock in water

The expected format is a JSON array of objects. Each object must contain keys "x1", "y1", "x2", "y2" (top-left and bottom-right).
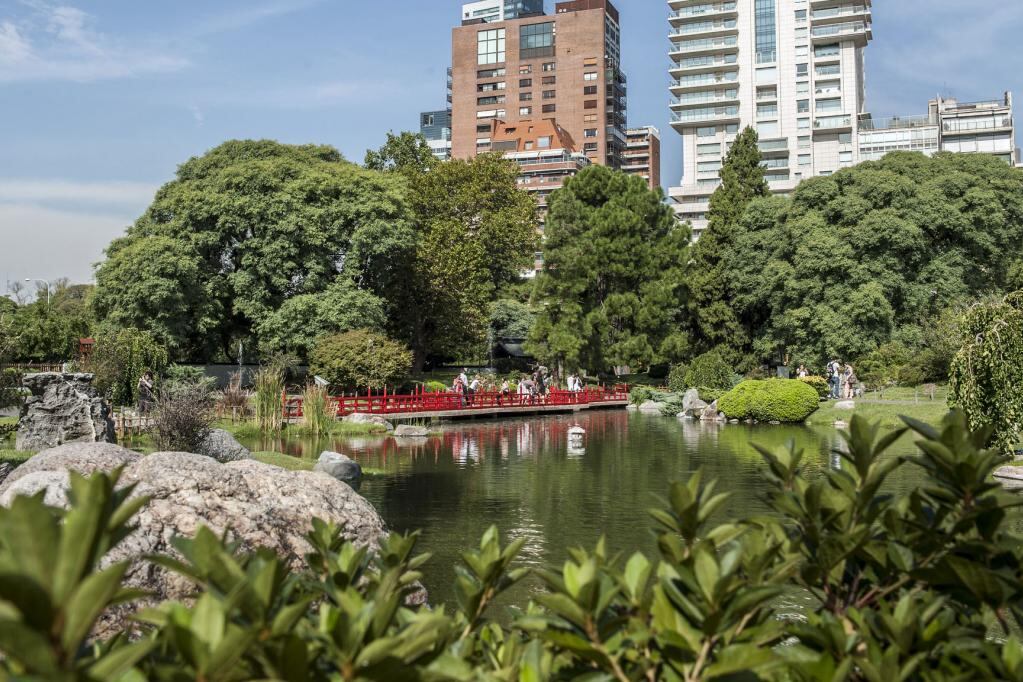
[
  {"x1": 314, "y1": 450, "x2": 363, "y2": 486},
  {"x1": 393, "y1": 424, "x2": 429, "y2": 438},
  {"x1": 834, "y1": 401, "x2": 856, "y2": 410},
  {"x1": 638, "y1": 400, "x2": 664, "y2": 414},
  {"x1": 682, "y1": 388, "x2": 702, "y2": 414},
  {"x1": 16, "y1": 373, "x2": 115, "y2": 451},
  {"x1": 0, "y1": 444, "x2": 395, "y2": 637},
  {"x1": 197, "y1": 428, "x2": 251, "y2": 463},
  {"x1": 342, "y1": 413, "x2": 394, "y2": 431}
]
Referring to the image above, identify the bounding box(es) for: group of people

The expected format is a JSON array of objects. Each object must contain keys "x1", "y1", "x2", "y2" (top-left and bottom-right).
[
  {"x1": 449, "y1": 367, "x2": 587, "y2": 406},
  {"x1": 795, "y1": 361, "x2": 858, "y2": 399}
]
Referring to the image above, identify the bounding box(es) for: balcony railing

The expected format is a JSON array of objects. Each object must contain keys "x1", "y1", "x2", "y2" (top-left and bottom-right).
[
  {"x1": 672, "y1": 105, "x2": 740, "y2": 123},
  {"x1": 814, "y1": 114, "x2": 852, "y2": 130},
  {"x1": 811, "y1": 5, "x2": 869, "y2": 21},
  {"x1": 670, "y1": 19, "x2": 738, "y2": 36},
  {"x1": 811, "y1": 21, "x2": 869, "y2": 39},
  {"x1": 671, "y1": 89, "x2": 739, "y2": 107},
  {"x1": 670, "y1": 71, "x2": 739, "y2": 89},
  {"x1": 670, "y1": 2, "x2": 736, "y2": 19}
]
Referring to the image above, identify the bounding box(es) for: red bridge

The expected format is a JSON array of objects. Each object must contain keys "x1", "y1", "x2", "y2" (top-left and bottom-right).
[{"x1": 284, "y1": 385, "x2": 630, "y2": 422}]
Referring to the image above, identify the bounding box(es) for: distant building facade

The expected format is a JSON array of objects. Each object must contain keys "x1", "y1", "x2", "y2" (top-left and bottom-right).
[
  {"x1": 859, "y1": 93, "x2": 1017, "y2": 165},
  {"x1": 420, "y1": 109, "x2": 452, "y2": 160},
  {"x1": 451, "y1": 0, "x2": 627, "y2": 172},
  {"x1": 623, "y1": 126, "x2": 661, "y2": 190},
  {"x1": 462, "y1": 0, "x2": 545, "y2": 23}
]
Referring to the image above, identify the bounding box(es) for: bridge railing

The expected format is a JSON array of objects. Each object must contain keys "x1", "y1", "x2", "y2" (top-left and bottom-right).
[{"x1": 283, "y1": 385, "x2": 629, "y2": 421}]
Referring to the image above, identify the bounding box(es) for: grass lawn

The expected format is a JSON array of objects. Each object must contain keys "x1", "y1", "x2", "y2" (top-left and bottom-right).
[
  {"x1": 218, "y1": 419, "x2": 391, "y2": 440},
  {"x1": 806, "y1": 400, "x2": 951, "y2": 429},
  {"x1": 252, "y1": 451, "x2": 315, "y2": 471},
  {"x1": 0, "y1": 450, "x2": 33, "y2": 464}
]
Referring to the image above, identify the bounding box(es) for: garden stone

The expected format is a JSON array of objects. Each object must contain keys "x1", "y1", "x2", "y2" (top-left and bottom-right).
[
  {"x1": 699, "y1": 401, "x2": 719, "y2": 421},
  {"x1": 626, "y1": 404, "x2": 639, "y2": 412},
  {"x1": 197, "y1": 428, "x2": 251, "y2": 463},
  {"x1": 834, "y1": 401, "x2": 856, "y2": 410},
  {"x1": 0, "y1": 441, "x2": 140, "y2": 496},
  {"x1": 314, "y1": 450, "x2": 363, "y2": 486},
  {"x1": 15, "y1": 373, "x2": 114, "y2": 452},
  {"x1": 342, "y1": 413, "x2": 394, "y2": 431},
  {"x1": 681, "y1": 389, "x2": 702, "y2": 414},
  {"x1": 0, "y1": 445, "x2": 404, "y2": 637},
  {"x1": 394, "y1": 424, "x2": 430, "y2": 438},
  {"x1": 638, "y1": 400, "x2": 664, "y2": 414}
]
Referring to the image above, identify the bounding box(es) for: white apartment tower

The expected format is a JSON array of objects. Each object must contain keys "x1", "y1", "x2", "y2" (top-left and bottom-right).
[{"x1": 667, "y1": 0, "x2": 872, "y2": 237}]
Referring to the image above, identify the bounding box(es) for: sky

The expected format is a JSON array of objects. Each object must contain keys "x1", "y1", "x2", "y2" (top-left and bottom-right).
[{"x1": 0, "y1": 0, "x2": 1020, "y2": 292}]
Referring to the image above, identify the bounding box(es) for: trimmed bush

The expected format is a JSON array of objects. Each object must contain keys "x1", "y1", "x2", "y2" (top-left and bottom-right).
[
  {"x1": 799, "y1": 375, "x2": 830, "y2": 399},
  {"x1": 424, "y1": 380, "x2": 448, "y2": 392},
  {"x1": 719, "y1": 379, "x2": 820, "y2": 423},
  {"x1": 666, "y1": 364, "x2": 687, "y2": 393},
  {"x1": 310, "y1": 329, "x2": 413, "y2": 391},
  {"x1": 684, "y1": 351, "x2": 734, "y2": 391}
]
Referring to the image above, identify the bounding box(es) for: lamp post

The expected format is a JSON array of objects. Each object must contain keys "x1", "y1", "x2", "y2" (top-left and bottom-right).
[{"x1": 24, "y1": 278, "x2": 50, "y2": 309}]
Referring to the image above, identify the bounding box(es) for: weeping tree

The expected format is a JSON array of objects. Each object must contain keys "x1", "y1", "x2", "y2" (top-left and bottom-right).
[{"x1": 949, "y1": 292, "x2": 1023, "y2": 456}]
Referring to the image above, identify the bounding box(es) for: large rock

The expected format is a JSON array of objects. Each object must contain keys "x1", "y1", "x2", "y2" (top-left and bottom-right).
[
  {"x1": 834, "y1": 401, "x2": 857, "y2": 410},
  {"x1": 682, "y1": 389, "x2": 703, "y2": 414},
  {"x1": 342, "y1": 413, "x2": 394, "y2": 431},
  {"x1": 0, "y1": 441, "x2": 140, "y2": 496},
  {"x1": 394, "y1": 424, "x2": 429, "y2": 438},
  {"x1": 197, "y1": 428, "x2": 251, "y2": 463},
  {"x1": 314, "y1": 450, "x2": 363, "y2": 486},
  {"x1": 16, "y1": 373, "x2": 115, "y2": 451},
  {"x1": 0, "y1": 444, "x2": 397, "y2": 636},
  {"x1": 701, "y1": 401, "x2": 724, "y2": 422},
  {"x1": 638, "y1": 400, "x2": 664, "y2": 414}
]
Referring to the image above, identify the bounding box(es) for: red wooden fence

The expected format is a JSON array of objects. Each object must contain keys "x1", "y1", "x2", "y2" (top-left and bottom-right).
[{"x1": 283, "y1": 385, "x2": 629, "y2": 421}]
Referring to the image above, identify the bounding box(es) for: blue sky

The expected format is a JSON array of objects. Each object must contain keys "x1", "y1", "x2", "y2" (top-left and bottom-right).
[{"x1": 0, "y1": 0, "x2": 1020, "y2": 289}]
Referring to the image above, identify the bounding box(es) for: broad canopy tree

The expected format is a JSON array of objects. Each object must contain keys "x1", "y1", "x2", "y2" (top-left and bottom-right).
[
  {"x1": 528, "y1": 165, "x2": 689, "y2": 374},
  {"x1": 93, "y1": 140, "x2": 414, "y2": 362}
]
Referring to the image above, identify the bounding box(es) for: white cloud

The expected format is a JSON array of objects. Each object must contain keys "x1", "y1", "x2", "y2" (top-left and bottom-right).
[
  {"x1": 0, "y1": 203, "x2": 132, "y2": 285},
  {"x1": 0, "y1": 179, "x2": 158, "y2": 207},
  {"x1": 0, "y1": 2, "x2": 188, "y2": 82}
]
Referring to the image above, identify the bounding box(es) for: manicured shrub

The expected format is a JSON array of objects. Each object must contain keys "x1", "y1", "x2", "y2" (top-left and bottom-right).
[
  {"x1": 666, "y1": 363, "x2": 687, "y2": 393},
  {"x1": 799, "y1": 375, "x2": 830, "y2": 399},
  {"x1": 719, "y1": 378, "x2": 820, "y2": 422},
  {"x1": 424, "y1": 380, "x2": 448, "y2": 392},
  {"x1": 684, "y1": 350, "x2": 734, "y2": 391},
  {"x1": 310, "y1": 329, "x2": 413, "y2": 391}
]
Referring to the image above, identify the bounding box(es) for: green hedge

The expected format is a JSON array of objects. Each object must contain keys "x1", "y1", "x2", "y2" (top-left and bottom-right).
[
  {"x1": 799, "y1": 375, "x2": 830, "y2": 399},
  {"x1": 719, "y1": 379, "x2": 820, "y2": 422}
]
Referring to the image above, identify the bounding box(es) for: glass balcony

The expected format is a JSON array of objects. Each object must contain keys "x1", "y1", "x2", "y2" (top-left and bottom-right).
[
  {"x1": 669, "y1": 70, "x2": 739, "y2": 91},
  {"x1": 811, "y1": 21, "x2": 871, "y2": 45},
  {"x1": 814, "y1": 114, "x2": 852, "y2": 131},
  {"x1": 811, "y1": 4, "x2": 870, "y2": 23},
  {"x1": 670, "y1": 2, "x2": 737, "y2": 21},
  {"x1": 671, "y1": 105, "x2": 740, "y2": 124}
]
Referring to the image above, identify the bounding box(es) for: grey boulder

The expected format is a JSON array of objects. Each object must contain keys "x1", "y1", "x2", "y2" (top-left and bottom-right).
[
  {"x1": 0, "y1": 444, "x2": 395, "y2": 637},
  {"x1": 342, "y1": 413, "x2": 394, "y2": 431},
  {"x1": 314, "y1": 450, "x2": 363, "y2": 486},
  {"x1": 16, "y1": 373, "x2": 115, "y2": 451},
  {"x1": 638, "y1": 400, "x2": 664, "y2": 414},
  {"x1": 394, "y1": 424, "x2": 429, "y2": 438},
  {"x1": 834, "y1": 400, "x2": 856, "y2": 410},
  {"x1": 197, "y1": 428, "x2": 251, "y2": 463},
  {"x1": 0, "y1": 441, "x2": 140, "y2": 496}
]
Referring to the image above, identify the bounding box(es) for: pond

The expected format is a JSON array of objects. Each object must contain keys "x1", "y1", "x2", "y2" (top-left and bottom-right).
[{"x1": 240, "y1": 410, "x2": 938, "y2": 610}]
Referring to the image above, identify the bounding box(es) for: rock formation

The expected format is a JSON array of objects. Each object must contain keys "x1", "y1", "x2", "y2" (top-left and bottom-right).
[
  {"x1": 16, "y1": 373, "x2": 115, "y2": 452},
  {"x1": 314, "y1": 450, "x2": 363, "y2": 486},
  {"x1": 197, "y1": 428, "x2": 252, "y2": 462}
]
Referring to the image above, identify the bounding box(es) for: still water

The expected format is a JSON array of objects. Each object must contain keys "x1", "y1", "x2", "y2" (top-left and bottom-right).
[{"x1": 244, "y1": 410, "x2": 932, "y2": 609}]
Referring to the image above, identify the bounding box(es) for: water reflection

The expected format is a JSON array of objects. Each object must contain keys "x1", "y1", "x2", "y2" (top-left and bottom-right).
[{"x1": 241, "y1": 411, "x2": 928, "y2": 609}]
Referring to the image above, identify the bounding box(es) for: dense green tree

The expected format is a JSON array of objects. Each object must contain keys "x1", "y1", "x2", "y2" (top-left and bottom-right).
[
  {"x1": 365, "y1": 146, "x2": 539, "y2": 369},
  {"x1": 528, "y1": 166, "x2": 689, "y2": 374},
  {"x1": 489, "y1": 298, "x2": 535, "y2": 340},
  {"x1": 6, "y1": 281, "x2": 93, "y2": 363},
  {"x1": 687, "y1": 126, "x2": 770, "y2": 361},
  {"x1": 85, "y1": 326, "x2": 169, "y2": 405},
  {"x1": 364, "y1": 131, "x2": 436, "y2": 175},
  {"x1": 309, "y1": 329, "x2": 413, "y2": 390},
  {"x1": 714, "y1": 151, "x2": 1023, "y2": 369},
  {"x1": 93, "y1": 140, "x2": 414, "y2": 362}
]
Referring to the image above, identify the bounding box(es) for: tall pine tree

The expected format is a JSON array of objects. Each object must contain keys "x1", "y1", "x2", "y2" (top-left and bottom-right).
[{"x1": 686, "y1": 126, "x2": 769, "y2": 364}]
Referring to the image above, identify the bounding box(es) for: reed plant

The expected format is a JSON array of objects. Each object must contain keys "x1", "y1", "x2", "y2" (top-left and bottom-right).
[
  {"x1": 253, "y1": 365, "x2": 285, "y2": 433},
  {"x1": 301, "y1": 384, "x2": 334, "y2": 437}
]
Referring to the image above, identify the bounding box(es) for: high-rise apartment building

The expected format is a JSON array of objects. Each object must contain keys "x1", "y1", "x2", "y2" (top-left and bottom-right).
[
  {"x1": 451, "y1": 0, "x2": 628, "y2": 171},
  {"x1": 462, "y1": 0, "x2": 545, "y2": 23},
  {"x1": 623, "y1": 126, "x2": 662, "y2": 189},
  {"x1": 420, "y1": 109, "x2": 453, "y2": 160},
  {"x1": 667, "y1": 0, "x2": 872, "y2": 238}
]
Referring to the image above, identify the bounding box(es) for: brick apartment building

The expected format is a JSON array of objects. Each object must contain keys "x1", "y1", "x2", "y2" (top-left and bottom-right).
[
  {"x1": 623, "y1": 126, "x2": 661, "y2": 190},
  {"x1": 450, "y1": 0, "x2": 628, "y2": 171}
]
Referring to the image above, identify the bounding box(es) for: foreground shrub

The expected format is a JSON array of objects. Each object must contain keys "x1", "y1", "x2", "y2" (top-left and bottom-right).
[
  {"x1": 3, "y1": 411, "x2": 1023, "y2": 680},
  {"x1": 719, "y1": 378, "x2": 820, "y2": 422},
  {"x1": 85, "y1": 327, "x2": 169, "y2": 406},
  {"x1": 799, "y1": 374, "x2": 830, "y2": 399},
  {"x1": 151, "y1": 380, "x2": 215, "y2": 453},
  {"x1": 310, "y1": 329, "x2": 413, "y2": 391}
]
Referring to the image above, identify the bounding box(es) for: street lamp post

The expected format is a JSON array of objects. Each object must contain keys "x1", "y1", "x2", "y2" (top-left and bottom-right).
[{"x1": 24, "y1": 278, "x2": 50, "y2": 308}]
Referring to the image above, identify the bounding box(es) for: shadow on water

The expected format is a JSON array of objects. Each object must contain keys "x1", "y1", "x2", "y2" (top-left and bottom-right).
[{"x1": 240, "y1": 411, "x2": 931, "y2": 610}]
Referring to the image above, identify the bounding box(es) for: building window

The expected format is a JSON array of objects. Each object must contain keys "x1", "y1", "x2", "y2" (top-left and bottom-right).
[
  {"x1": 815, "y1": 43, "x2": 840, "y2": 58},
  {"x1": 542, "y1": 104, "x2": 556, "y2": 113},
  {"x1": 796, "y1": 81, "x2": 810, "y2": 95},
  {"x1": 584, "y1": 128, "x2": 598, "y2": 138},
  {"x1": 584, "y1": 142, "x2": 598, "y2": 152},
  {"x1": 798, "y1": 135, "x2": 810, "y2": 149},
  {"x1": 477, "y1": 96, "x2": 505, "y2": 105},
  {"x1": 477, "y1": 67, "x2": 505, "y2": 79},
  {"x1": 757, "y1": 103, "x2": 778, "y2": 118},
  {"x1": 838, "y1": 132, "x2": 852, "y2": 144},
  {"x1": 584, "y1": 72, "x2": 598, "y2": 81},
  {"x1": 798, "y1": 154, "x2": 811, "y2": 166},
  {"x1": 519, "y1": 64, "x2": 532, "y2": 74},
  {"x1": 584, "y1": 100, "x2": 597, "y2": 109},
  {"x1": 697, "y1": 142, "x2": 721, "y2": 156},
  {"x1": 520, "y1": 21, "x2": 555, "y2": 60},
  {"x1": 542, "y1": 90, "x2": 556, "y2": 100},
  {"x1": 757, "y1": 121, "x2": 779, "y2": 137},
  {"x1": 422, "y1": 114, "x2": 434, "y2": 127},
  {"x1": 537, "y1": 136, "x2": 552, "y2": 148},
  {"x1": 519, "y1": 78, "x2": 532, "y2": 88},
  {"x1": 697, "y1": 126, "x2": 717, "y2": 137},
  {"x1": 794, "y1": 27, "x2": 808, "y2": 39},
  {"x1": 519, "y1": 92, "x2": 532, "y2": 101},
  {"x1": 725, "y1": 123, "x2": 739, "y2": 134},
  {"x1": 477, "y1": 82, "x2": 505, "y2": 92},
  {"x1": 839, "y1": 151, "x2": 853, "y2": 163},
  {"x1": 583, "y1": 85, "x2": 597, "y2": 95},
  {"x1": 698, "y1": 160, "x2": 723, "y2": 173},
  {"x1": 798, "y1": 118, "x2": 810, "y2": 130},
  {"x1": 816, "y1": 97, "x2": 842, "y2": 113},
  {"x1": 794, "y1": 9, "x2": 807, "y2": 22},
  {"x1": 477, "y1": 28, "x2": 505, "y2": 65},
  {"x1": 795, "y1": 45, "x2": 808, "y2": 58},
  {"x1": 519, "y1": 107, "x2": 532, "y2": 115},
  {"x1": 477, "y1": 124, "x2": 491, "y2": 133},
  {"x1": 542, "y1": 62, "x2": 556, "y2": 72},
  {"x1": 542, "y1": 76, "x2": 556, "y2": 85},
  {"x1": 584, "y1": 114, "x2": 597, "y2": 123},
  {"x1": 797, "y1": 99, "x2": 809, "y2": 113},
  {"x1": 754, "y1": 0, "x2": 777, "y2": 64},
  {"x1": 796, "y1": 63, "x2": 808, "y2": 78}
]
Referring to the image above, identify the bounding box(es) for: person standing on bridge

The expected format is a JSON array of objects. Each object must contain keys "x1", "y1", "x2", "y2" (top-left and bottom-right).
[{"x1": 468, "y1": 375, "x2": 481, "y2": 406}]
